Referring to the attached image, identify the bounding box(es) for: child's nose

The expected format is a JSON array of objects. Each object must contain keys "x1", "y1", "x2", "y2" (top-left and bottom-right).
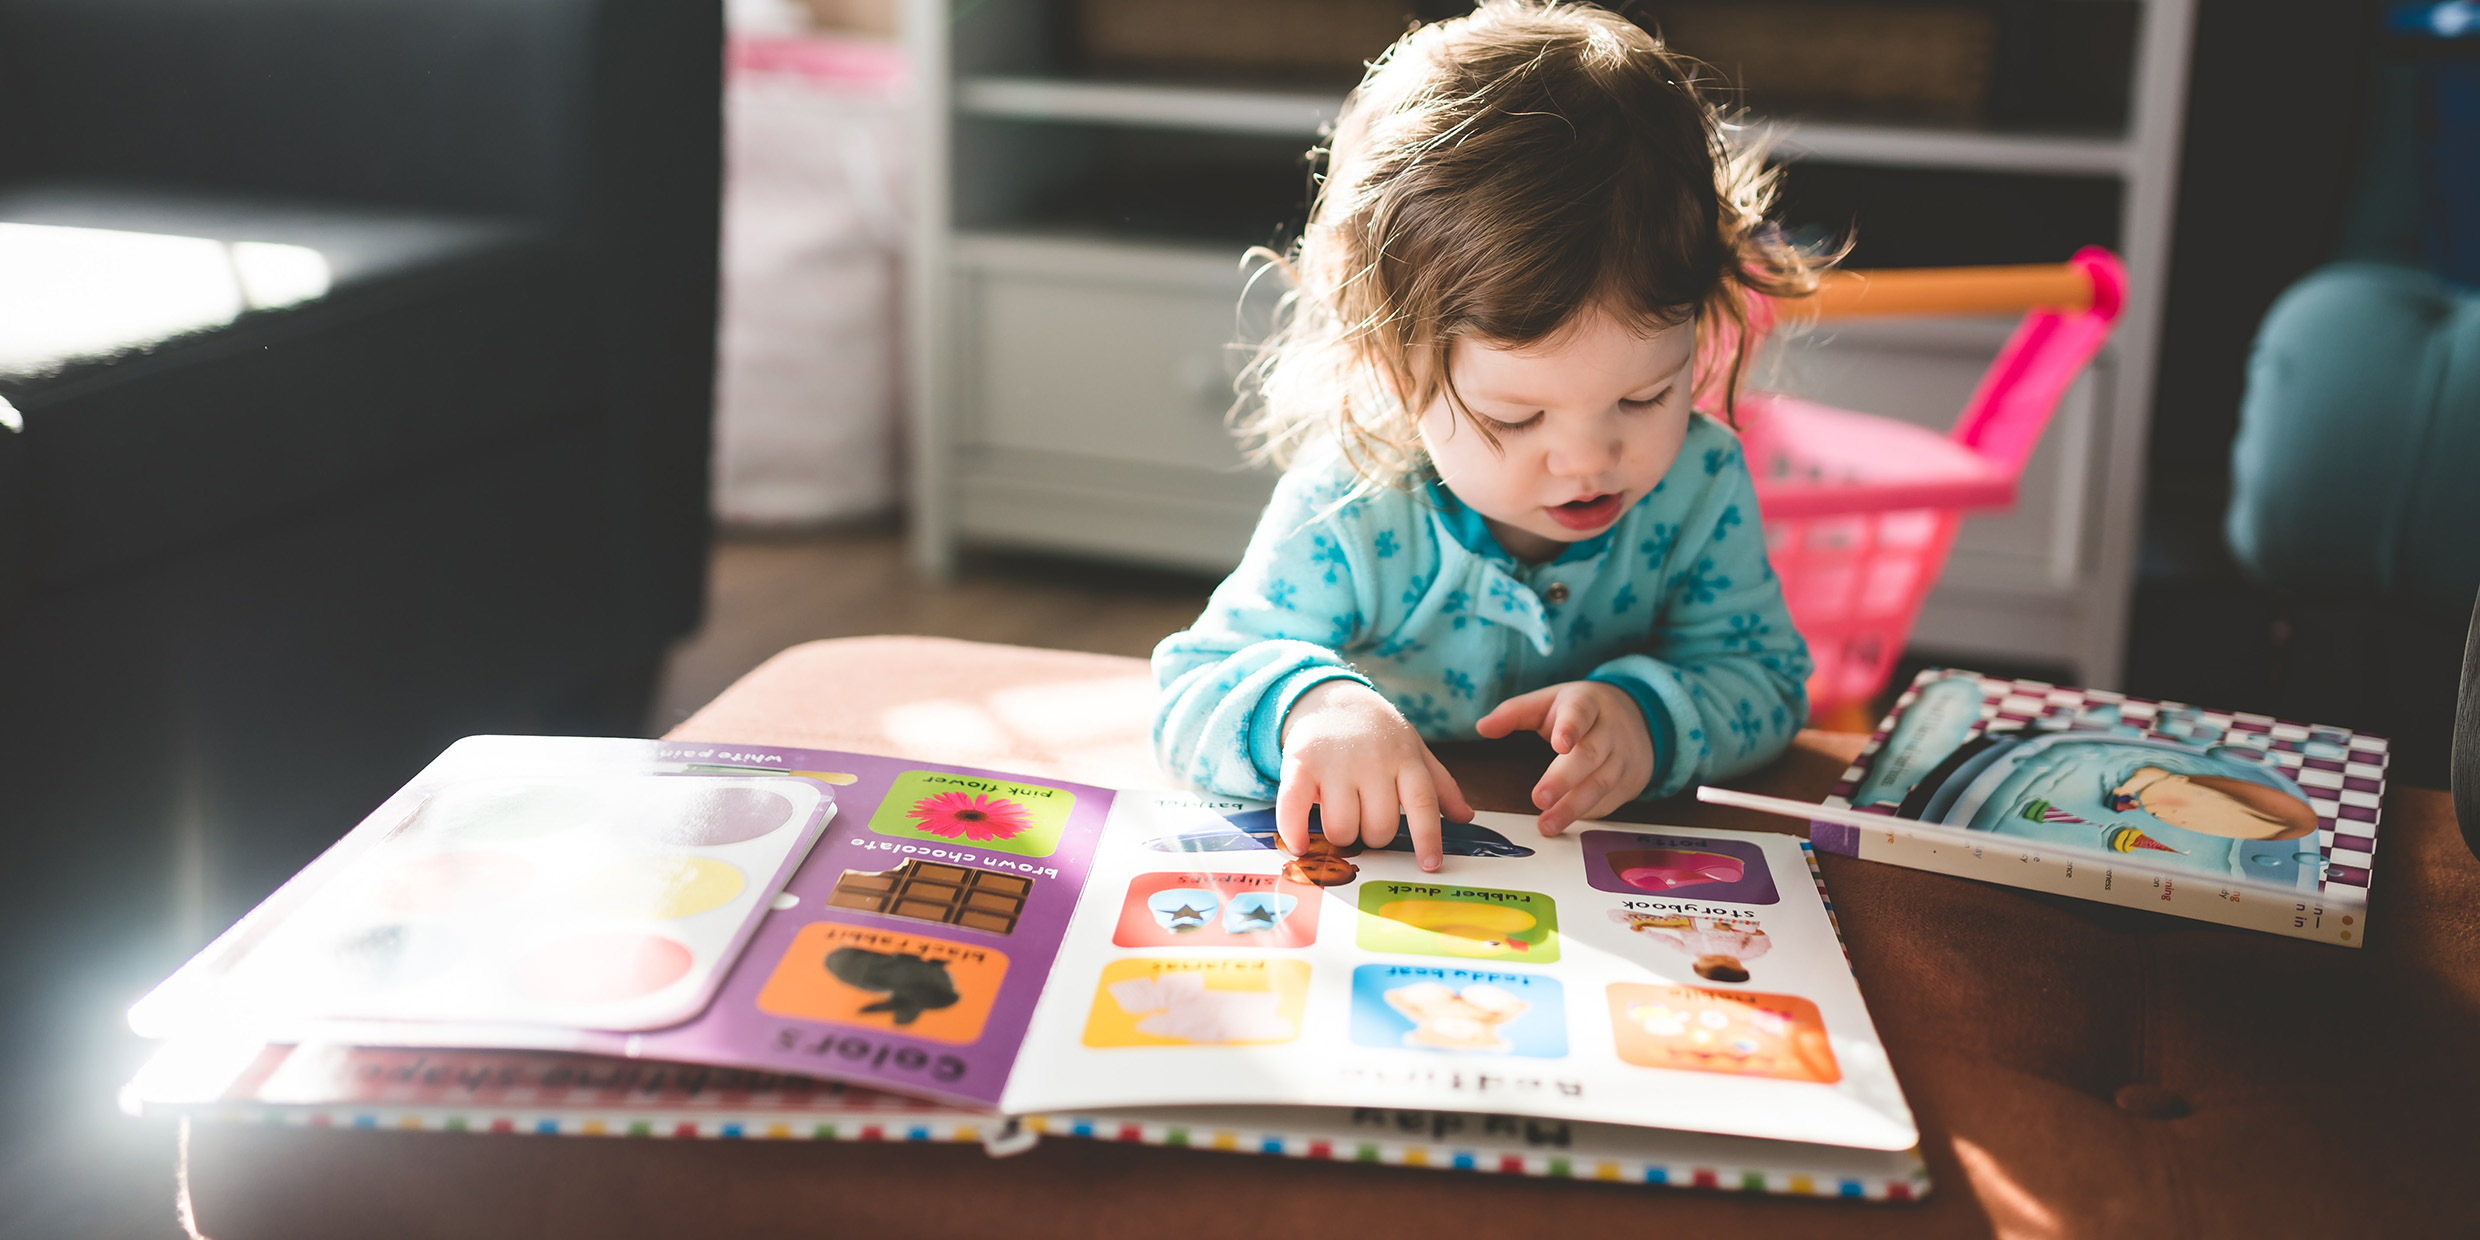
[{"x1": 1544, "y1": 418, "x2": 1622, "y2": 478}]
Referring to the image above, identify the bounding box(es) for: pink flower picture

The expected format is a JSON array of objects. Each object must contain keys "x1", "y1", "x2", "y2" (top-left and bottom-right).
[
  {"x1": 869, "y1": 771, "x2": 1070, "y2": 857},
  {"x1": 905, "y1": 792, "x2": 1031, "y2": 842}
]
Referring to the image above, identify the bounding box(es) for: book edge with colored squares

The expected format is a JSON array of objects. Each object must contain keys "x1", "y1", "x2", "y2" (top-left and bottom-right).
[
  {"x1": 125, "y1": 735, "x2": 1928, "y2": 1200},
  {"x1": 123, "y1": 1033, "x2": 1923, "y2": 1199},
  {"x1": 1818, "y1": 668, "x2": 2387, "y2": 946}
]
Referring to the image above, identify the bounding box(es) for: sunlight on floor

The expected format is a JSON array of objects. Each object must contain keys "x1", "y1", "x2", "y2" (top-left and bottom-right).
[{"x1": 1954, "y1": 1136, "x2": 2063, "y2": 1240}]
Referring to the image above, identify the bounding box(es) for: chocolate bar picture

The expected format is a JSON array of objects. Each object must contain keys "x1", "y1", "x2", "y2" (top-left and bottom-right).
[{"x1": 829, "y1": 860, "x2": 1032, "y2": 935}]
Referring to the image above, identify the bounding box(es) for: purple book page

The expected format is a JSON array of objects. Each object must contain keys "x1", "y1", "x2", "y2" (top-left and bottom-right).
[{"x1": 586, "y1": 742, "x2": 1116, "y2": 1110}]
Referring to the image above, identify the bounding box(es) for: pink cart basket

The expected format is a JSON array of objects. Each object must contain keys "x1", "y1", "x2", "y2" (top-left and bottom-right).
[{"x1": 1740, "y1": 247, "x2": 2128, "y2": 725}]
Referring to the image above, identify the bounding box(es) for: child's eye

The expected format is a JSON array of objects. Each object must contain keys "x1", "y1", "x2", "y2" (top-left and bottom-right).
[
  {"x1": 1620, "y1": 386, "x2": 1674, "y2": 411},
  {"x1": 1480, "y1": 411, "x2": 1544, "y2": 433}
]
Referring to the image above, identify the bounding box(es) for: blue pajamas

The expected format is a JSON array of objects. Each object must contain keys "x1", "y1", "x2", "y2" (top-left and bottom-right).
[{"x1": 1153, "y1": 412, "x2": 1812, "y2": 802}]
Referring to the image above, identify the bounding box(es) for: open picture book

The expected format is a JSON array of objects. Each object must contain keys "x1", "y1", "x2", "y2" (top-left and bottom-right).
[
  {"x1": 127, "y1": 736, "x2": 1926, "y2": 1198},
  {"x1": 1797, "y1": 670, "x2": 2387, "y2": 946}
]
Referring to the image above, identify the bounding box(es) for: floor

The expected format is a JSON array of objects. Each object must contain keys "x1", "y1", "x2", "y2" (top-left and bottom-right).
[{"x1": 648, "y1": 522, "x2": 1218, "y2": 732}]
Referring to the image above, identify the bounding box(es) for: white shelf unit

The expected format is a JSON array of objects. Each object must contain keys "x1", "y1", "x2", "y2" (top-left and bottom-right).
[{"x1": 907, "y1": 0, "x2": 2197, "y2": 686}]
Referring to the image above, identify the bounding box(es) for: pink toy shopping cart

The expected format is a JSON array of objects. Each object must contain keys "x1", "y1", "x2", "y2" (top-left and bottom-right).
[{"x1": 1741, "y1": 247, "x2": 2127, "y2": 726}]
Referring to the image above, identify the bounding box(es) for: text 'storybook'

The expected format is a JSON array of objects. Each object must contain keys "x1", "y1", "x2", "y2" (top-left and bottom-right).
[
  {"x1": 129, "y1": 735, "x2": 1926, "y2": 1197},
  {"x1": 1816, "y1": 669, "x2": 2386, "y2": 945}
]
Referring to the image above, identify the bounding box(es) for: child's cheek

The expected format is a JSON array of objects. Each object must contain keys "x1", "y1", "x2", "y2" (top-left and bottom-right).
[
  {"x1": 1631, "y1": 406, "x2": 1695, "y2": 489},
  {"x1": 1422, "y1": 419, "x2": 1521, "y2": 514}
]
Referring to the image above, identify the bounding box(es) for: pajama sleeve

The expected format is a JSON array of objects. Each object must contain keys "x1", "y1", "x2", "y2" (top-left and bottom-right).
[
  {"x1": 1588, "y1": 439, "x2": 1813, "y2": 799},
  {"x1": 1152, "y1": 467, "x2": 1382, "y2": 800}
]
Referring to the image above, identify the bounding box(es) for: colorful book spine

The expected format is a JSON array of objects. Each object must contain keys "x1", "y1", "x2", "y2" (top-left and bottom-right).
[
  {"x1": 1020, "y1": 1112, "x2": 1926, "y2": 1200},
  {"x1": 159, "y1": 1100, "x2": 1924, "y2": 1200},
  {"x1": 128, "y1": 1040, "x2": 1927, "y2": 1199}
]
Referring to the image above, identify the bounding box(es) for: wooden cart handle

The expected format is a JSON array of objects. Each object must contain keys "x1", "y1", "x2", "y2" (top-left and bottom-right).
[{"x1": 1797, "y1": 262, "x2": 2096, "y2": 319}]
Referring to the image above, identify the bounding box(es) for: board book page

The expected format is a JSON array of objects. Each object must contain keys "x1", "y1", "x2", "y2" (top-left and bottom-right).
[
  {"x1": 1816, "y1": 670, "x2": 2387, "y2": 945},
  {"x1": 136, "y1": 736, "x2": 1125, "y2": 1110},
  {"x1": 130, "y1": 737, "x2": 841, "y2": 1040},
  {"x1": 1003, "y1": 791, "x2": 1915, "y2": 1152}
]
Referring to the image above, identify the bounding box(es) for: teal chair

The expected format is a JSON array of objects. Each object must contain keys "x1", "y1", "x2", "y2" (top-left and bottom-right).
[{"x1": 2229, "y1": 262, "x2": 2480, "y2": 609}]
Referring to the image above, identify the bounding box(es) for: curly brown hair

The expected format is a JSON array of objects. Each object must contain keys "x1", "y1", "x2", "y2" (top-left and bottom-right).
[{"x1": 1239, "y1": 1, "x2": 1831, "y2": 489}]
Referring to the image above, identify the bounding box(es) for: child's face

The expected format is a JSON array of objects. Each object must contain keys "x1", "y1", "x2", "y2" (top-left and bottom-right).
[{"x1": 1417, "y1": 307, "x2": 1698, "y2": 562}]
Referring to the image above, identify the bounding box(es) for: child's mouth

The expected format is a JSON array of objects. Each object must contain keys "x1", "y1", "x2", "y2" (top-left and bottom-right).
[{"x1": 1546, "y1": 493, "x2": 1623, "y2": 531}]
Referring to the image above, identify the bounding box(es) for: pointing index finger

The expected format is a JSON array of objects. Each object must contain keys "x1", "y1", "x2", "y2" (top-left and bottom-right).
[
  {"x1": 1399, "y1": 767, "x2": 1444, "y2": 873},
  {"x1": 1275, "y1": 759, "x2": 1316, "y2": 855}
]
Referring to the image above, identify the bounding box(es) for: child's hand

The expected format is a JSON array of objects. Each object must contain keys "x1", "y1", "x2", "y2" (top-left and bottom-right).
[
  {"x1": 1278, "y1": 680, "x2": 1473, "y2": 872},
  {"x1": 1475, "y1": 681, "x2": 1653, "y2": 835}
]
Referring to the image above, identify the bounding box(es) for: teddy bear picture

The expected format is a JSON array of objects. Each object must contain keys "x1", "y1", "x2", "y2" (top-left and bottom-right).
[{"x1": 1381, "y1": 980, "x2": 1531, "y2": 1053}]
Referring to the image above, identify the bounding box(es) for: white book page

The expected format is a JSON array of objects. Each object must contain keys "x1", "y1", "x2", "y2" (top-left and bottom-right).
[{"x1": 1001, "y1": 791, "x2": 1917, "y2": 1152}]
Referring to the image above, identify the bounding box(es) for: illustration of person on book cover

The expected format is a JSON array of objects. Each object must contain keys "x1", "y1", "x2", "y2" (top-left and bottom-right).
[{"x1": 1848, "y1": 672, "x2": 2327, "y2": 890}]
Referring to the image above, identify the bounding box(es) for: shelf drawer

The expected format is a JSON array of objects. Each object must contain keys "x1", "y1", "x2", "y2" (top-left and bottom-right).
[{"x1": 957, "y1": 234, "x2": 1267, "y2": 475}]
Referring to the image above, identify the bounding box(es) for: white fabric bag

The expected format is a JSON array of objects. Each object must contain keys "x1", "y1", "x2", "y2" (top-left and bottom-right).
[{"x1": 713, "y1": 29, "x2": 907, "y2": 524}]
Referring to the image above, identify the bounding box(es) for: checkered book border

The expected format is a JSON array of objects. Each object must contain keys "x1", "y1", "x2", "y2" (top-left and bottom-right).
[{"x1": 1827, "y1": 670, "x2": 2388, "y2": 893}]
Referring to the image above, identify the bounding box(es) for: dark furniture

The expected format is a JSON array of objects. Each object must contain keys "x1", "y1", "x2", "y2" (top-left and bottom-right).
[
  {"x1": 2458, "y1": 587, "x2": 2478, "y2": 860},
  {"x1": 180, "y1": 638, "x2": 2480, "y2": 1238},
  {"x1": 0, "y1": 0, "x2": 719, "y2": 1140}
]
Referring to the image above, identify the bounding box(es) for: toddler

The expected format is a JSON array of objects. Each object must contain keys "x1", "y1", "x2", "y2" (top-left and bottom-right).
[{"x1": 1154, "y1": 1, "x2": 1819, "y2": 869}]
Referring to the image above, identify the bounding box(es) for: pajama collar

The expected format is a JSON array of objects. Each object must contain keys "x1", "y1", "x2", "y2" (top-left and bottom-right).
[{"x1": 1422, "y1": 479, "x2": 1631, "y2": 657}]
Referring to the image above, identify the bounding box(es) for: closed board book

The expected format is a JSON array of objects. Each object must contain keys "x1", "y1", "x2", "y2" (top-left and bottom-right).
[
  {"x1": 1802, "y1": 670, "x2": 2386, "y2": 946},
  {"x1": 128, "y1": 735, "x2": 1929, "y2": 1199}
]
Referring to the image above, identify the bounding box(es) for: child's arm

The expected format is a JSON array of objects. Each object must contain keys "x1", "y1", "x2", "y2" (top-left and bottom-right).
[{"x1": 1153, "y1": 470, "x2": 1467, "y2": 869}]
